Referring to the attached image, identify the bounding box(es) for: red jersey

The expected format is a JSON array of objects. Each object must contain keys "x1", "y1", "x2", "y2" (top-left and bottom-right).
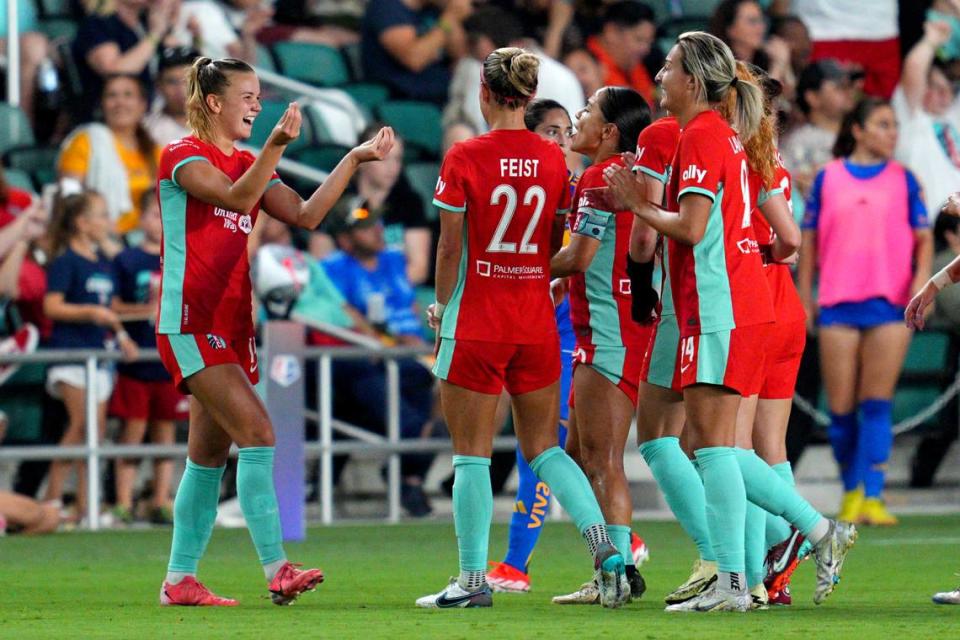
[
  {"x1": 665, "y1": 110, "x2": 774, "y2": 337},
  {"x1": 156, "y1": 136, "x2": 280, "y2": 338},
  {"x1": 754, "y1": 155, "x2": 806, "y2": 324},
  {"x1": 433, "y1": 129, "x2": 571, "y2": 344},
  {"x1": 568, "y1": 157, "x2": 649, "y2": 349}
]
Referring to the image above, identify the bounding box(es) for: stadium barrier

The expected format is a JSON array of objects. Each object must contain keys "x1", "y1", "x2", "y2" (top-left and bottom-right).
[{"x1": 0, "y1": 342, "x2": 520, "y2": 530}]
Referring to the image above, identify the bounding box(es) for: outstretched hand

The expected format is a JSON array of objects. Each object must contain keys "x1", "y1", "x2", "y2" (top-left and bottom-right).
[
  {"x1": 351, "y1": 126, "x2": 396, "y2": 164},
  {"x1": 266, "y1": 102, "x2": 302, "y2": 148},
  {"x1": 905, "y1": 282, "x2": 938, "y2": 331}
]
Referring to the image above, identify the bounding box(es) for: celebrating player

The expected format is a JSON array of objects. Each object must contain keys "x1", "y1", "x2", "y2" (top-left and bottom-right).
[
  {"x1": 419, "y1": 47, "x2": 629, "y2": 609},
  {"x1": 548, "y1": 86, "x2": 652, "y2": 605},
  {"x1": 156, "y1": 57, "x2": 394, "y2": 606},
  {"x1": 605, "y1": 31, "x2": 856, "y2": 612}
]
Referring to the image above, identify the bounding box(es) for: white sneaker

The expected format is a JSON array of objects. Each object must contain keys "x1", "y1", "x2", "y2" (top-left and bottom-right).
[
  {"x1": 750, "y1": 584, "x2": 769, "y2": 610},
  {"x1": 933, "y1": 586, "x2": 960, "y2": 605},
  {"x1": 664, "y1": 558, "x2": 718, "y2": 604},
  {"x1": 415, "y1": 578, "x2": 493, "y2": 609},
  {"x1": 552, "y1": 580, "x2": 600, "y2": 605},
  {"x1": 665, "y1": 584, "x2": 749, "y2": 613}
]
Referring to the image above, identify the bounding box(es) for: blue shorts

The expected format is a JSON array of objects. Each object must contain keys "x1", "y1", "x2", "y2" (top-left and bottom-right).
[{"x1": 818, "y1": 298, "x2": 905, "y2": 330}]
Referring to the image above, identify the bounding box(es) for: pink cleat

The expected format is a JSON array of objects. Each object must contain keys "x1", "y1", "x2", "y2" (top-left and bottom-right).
[
  {"x1": 160, "y1": 576, "x2": 238, "y2": 606},
  {"x1": 268, "y1": 561, "x2": 324, "y2": 605}
]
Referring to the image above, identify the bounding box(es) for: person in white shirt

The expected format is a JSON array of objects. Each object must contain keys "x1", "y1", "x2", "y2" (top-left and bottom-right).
[{"x1": 144, "y1": 46, "x2": 198, "y2": 146}]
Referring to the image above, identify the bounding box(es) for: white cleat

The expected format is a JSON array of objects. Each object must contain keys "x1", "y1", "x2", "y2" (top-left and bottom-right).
[
  {"x1": 933, "y1": 586, "x2": 960, "y2": 605},
  {"x1": 552, "y1": 580, "x2": 600, "y2": 605},
  {"x1": 415, "y1": 578, "x2": 493, "y2": 609},
  {"x1": 811, "y1": 520, "x2": 857, "y2": 605},
  {"x1": 665, "y1": 584, "x2": 749, "y2": 613},
  {"x1": 594, "y1": 541, "x2": 630, "y2": 609},
  {"x1": 664, "y1": 558, "x2": 718, "y2": 604},
  {"x1": 750, "y1": 584, "x2": 769, "y2": 610}
]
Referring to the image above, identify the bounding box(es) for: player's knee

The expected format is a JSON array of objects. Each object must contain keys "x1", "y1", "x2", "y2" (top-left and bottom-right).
[{"x1": 240, "y1": 425, "x2": 275, "y2": 448}]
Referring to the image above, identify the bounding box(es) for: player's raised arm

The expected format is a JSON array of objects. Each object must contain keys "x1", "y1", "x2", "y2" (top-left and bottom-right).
[{"x1": 261, "y1": 127, "x2": 396, "y2": 230}]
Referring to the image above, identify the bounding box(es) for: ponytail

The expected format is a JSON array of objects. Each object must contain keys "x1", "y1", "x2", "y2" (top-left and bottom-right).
[
  {"x1": 186, "y1": 56, "x2": 255, "y2": 142},
  {"x1": 719, "y1": 61, "x2": 777, "y2": 187},
  {"x1": 482, "y1": 47, "x2": 540, "y2": 109}
]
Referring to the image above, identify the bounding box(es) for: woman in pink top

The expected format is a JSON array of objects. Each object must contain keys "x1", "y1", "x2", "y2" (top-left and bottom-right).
[{"x1": 797, "y1": 97, "x2": 933, "y2": 526}]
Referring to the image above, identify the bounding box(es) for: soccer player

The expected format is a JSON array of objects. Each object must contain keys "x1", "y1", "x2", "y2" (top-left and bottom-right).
[
  {"x1": 605, "y1": 31, "x2": 856, "y2": 612},
  {"x1": 547, "y1": 86, "x2": 652, "y2": 605},
  {"x1": 419, "y1": 47, "x2": 629, "y2": 609},
  {"x1": 156, "y1": 56, "x2": 394, "y2": 606}
]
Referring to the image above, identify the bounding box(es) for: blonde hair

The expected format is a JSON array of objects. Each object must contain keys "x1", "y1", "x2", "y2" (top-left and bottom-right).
[
  {"x1": 675, "y1": 31, "x2": 764, "y2": 141},
  {"x1": 84, "y1": 0, "x2": 115, "y2": 16},
  {"x1": 186, "y1": 56, "x2": 255, "y2": 143},
  {"x1": 482, "y1": 47, "x2": 540, "y2": 109},
  {"x1": 719, "y1": 61, "x2": 777, "y2": 188}
]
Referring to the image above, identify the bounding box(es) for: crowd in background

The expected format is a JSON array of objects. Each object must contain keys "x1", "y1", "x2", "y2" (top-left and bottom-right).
[{"x1": 2, "y1": 0, "x2": 960, "y2": 531}]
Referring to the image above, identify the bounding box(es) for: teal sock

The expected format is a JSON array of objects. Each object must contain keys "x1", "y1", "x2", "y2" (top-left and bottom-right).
[
  {"x1": 765, "y1": 462, "x2": 795, "y2": 548},
  {"x1": 453, "y1": 455, "x2": 492, "y2": 572},
  {"x1": 695, "y1": 447, "x2": 746, "y2": 574},
  {"x1": 529, "y1": 447, "x2": 605, "y2": 534},
  {"x1": 735, "y1": 448, "x2": 822, "y2": 537},
  {"x1": 237, "y1": 447, "x2": 286, "y2": 567},
  {"x1": 745, "y1": 501, "x2": 767, "y2": 588},
  {"x1": 608, "y1": 524, "x2": 635, "y2": 567},
  {"x1": 167, "y1": 459, "x2": 225, "y2": 573},
  {"x1": 640, "y1": 437, "x2": 715, "y2": 562}
]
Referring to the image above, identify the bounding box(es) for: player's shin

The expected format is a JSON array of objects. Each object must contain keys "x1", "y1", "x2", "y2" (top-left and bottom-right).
[
  {"x1": 166, "y1": 459, "x2": 225, "y2": 583},
  {"x1": 453, "y1": 455, "x2": 493, "y2": 590}
]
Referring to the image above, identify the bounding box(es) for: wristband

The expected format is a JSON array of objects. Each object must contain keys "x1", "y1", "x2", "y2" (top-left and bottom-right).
[
  {"x1": 433, "y1": 302, "x2": 446, "y2": 319},
  {"x1": 932, "y1": 268, "x2": 954, "y2": 291}
]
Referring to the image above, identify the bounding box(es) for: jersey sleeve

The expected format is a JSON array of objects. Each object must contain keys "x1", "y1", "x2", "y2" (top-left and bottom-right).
[
  {"x1": 571, "y1": 168, "x2": 614, "y2": 240},
  {"x1": 433, "y1": 144, "x2": 468, "y2": 213},
  {"x1": 905, "y1": 169, "x2": 929, "y2": 229},
  {"x1": 758, "y1": 166, "x2": 789, "y2": 206},
  {"x1": 632, "y1": 122, "x2": 675, "y2": 184},
  {"x1": 675, "y1": 133, "x2": 724, "y2": 202},
  {"x1": 160, "y1": 138, "x2": 211, "y2": 187}
]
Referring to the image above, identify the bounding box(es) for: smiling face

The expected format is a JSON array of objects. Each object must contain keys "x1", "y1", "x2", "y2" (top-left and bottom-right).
[
  {"x1": 656, "y1": 45, "x2": 695, "y2": 115},
  {"x1": 102, "y1": 76, "x2": 148, "y2": 132},
  {"x1": 206, "y1": 71, "x2": 262, "y2": 141}
]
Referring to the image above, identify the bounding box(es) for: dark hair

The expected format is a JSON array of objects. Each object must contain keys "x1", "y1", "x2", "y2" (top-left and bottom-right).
[
  {"x1": 187, "y1": 56, "x2": 256, "y2": 141},
  {"x1": 769, "y1": 14, "x2": 806, "y2": 37},
  {"x1": 464, "y1": 6, "x2": 524, "y2": 49},
  {"x1": 935, "y1": 210, "x2": 960, "y2": 252},
  {"x1": 159, "y1": 45, "x2": 202, "y2": 73},
  {"x1": 0, "y1": 166, "x2": 9, "y2": 205},
  {"x1": 140, "y1": 186, "x2": 157, "y2": 213},
  {"x1": 832, "y1": 97, "x2": 890, "y2": 158},
  {"x1": 48, "y1": 190, "x2": 102, "y2": 257},
  {"x1": 709, "y1": 0, "x2": 762, "y2": 43},
  {"x1": 602, "y1": 1, "x2": 656, "y2": 28},
  {"x1": 101, "y1": 74, "x2": 158, "y2": 176},
  {"x1": 598, "y1": 87, "x2": 651, "y2": 153},
  {"x1": 524, "y1": 99, "x2": 569, "y2": 131}
]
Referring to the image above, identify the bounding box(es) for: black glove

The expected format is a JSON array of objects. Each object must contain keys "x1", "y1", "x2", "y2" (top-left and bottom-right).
[{"x1": 626, "y1": 252, "x2": 658, "y2": 324}]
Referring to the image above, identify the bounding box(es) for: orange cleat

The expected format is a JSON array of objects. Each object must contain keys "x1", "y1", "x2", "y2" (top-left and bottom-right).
[
  {"x1": 631, "y1": 531, "x2": 650, "y2": 566},
  {"x1": 487, "y1": 562, "x2": 531, "y2": 593},
  {"x1": 268, "y1": 561, "x2": 324, "y2": 605},
  {"x1": 160, "y1": 576, "x2": 238, "y2": 607}
]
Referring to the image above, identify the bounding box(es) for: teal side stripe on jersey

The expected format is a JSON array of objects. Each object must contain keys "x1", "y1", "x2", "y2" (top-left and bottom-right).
[
  {"x1": 637, "y1": 165, "x2": 669, "y2": 184},
  {"x1": 696, "y1": 330, "x2": 731, "y2": 386},
  {"x1": 584, "y1": 215, "x2": 624, "y2": 347},
  {"x1": 168, "y1": 334, "x2": 206, "y2": 379},
  {"x1": 660, "y1": 240, "x2": 676, "y2": 317},
  {"x1": 171, "y1": 156, "x2": 209, "y2": 188},
  {"x1": 439, "y1": 224, "x2": 469, "y2": 340},
  {"x1": 158, "y1": 178, "x2": 188, "y2": 332},
  {"x1": 433, "y1": 338, "x2": 456, "y2": 380},
  {"x1": 433, "y1": 198, "x2": 466, "y2": 213},
  {"x1": 679, "y1": 185, "x2": 717, "y2": 202},
  {"x1": 647, "y1": 314, "x2": 680, "y2": 389},
  {"x1": 692, "y1": 186, "x2": 735, "y2": 333}
]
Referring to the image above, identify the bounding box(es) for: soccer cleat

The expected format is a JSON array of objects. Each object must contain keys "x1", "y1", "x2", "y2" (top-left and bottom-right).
[
  {"x1": 268, "y1": 561, "x2": 324, "y2": 605},
  {"x1": 415, "y1": 578, "x2": 493, "y2": 608},
  {"x1": 627, "y1": 566, "x2": 646, "y2": 600},
  {"x1": 665, "y1": 584, "x2": 749, "y2": 613},
  {"x1": 858, "y1": 498, "x2": 898, "y2": 526},
  {"x1": 664, "y1": 558, "x2": 718, "y2": 604},
  {"x1": 837, "y1": 488, "x2": 864, "y2": 523},
  {"x1": 763, "y1": 527, "x2": 806, "y2": 604},
  {"x1": 160, "y1": 576, "x2": 238, "y2": 606},
  {"x1": 768, "y1": 584, "x2": 792, "y2": 606},
  {"x1": 486, "y1": 562, "x2": 530, "y2": 593},
  {"x1": 932, "y1": 585, "x2": 960, "y2": 605},
  {"x1": 750, "y1": 584, "x2": 769, "y2": 610},
  {"x1": 594, "y1": 541, "x2": 630, "y2": 609},
  {"x1": 811, "y1": 520, "x2": 857, "y2": 604},
  {"x1": 552, "y1": 580, "x2": 600, "y2": 605},
  {"x1": 630, "y1": 532, "x2": 650, "y2": 567}
]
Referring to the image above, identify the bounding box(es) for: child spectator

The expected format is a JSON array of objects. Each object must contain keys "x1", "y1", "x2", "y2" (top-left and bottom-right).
[{"x1": 145, "y1": 46, "x2": 200, "y2": 146}]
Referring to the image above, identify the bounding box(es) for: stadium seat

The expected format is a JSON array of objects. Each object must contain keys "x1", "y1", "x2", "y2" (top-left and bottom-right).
[
  {"x1": 0, "y1": 103, "x2": 36, "y2": 156},
  {"x1": 248, "y1": 99, "x2": 314, "y2": 154},
  {"x1": 341, "y1": 42, "x2": 365, "y2": 81},
  {"x1": 37, "y1": 0, "x2": 75, "y2": 18},
  {"x1": 38, "y1": 18, "x2": 77, "y2": 42},
  {"x1": 4, "y1": 145, "x2": 59, "y2": 189},
  {"x1": 657, "y1": 17, "x2": 710, "y2": 53},
  {"x1": 677, "y1": 0, "x2": 722, "y2": 17},
  {"x1": 273, "y1": 42, "x2": 350, "y2": 87},
  {"x1": 893, "y1": 387, "x2": 942, "y2": 426},
  {"x1": 342, "y1": 83, "x2": 390, "y2": 116},
  {"x1": 0, "y1": 363, "x2": 46, "y2": 444},
  {"x1": 404, "y1": 162, "x2": 440, "y2": 220},
  {"x1": 903, "y1": 331, "x2": 951, "y2": 374},
  {"x1": 255, "y1": 44, "x2": 278, "y2": 73},
  {"x1": 377, "y1": 101, "x2": 443, "y2": 158},
  {"x1": 294, "y1": 145, "x2": 353, "y2": 173},
  {"x1": 3, "y1": 168, "x2": 36, "y2": 193}
]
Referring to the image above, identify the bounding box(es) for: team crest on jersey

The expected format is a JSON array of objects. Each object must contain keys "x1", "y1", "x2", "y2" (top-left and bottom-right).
[
  {"x1": 238, "y1": 214, "x2": 252, "y2": 234},
  {"x1": 206, "y1": 334, "x2": 228, "y2": 350}
]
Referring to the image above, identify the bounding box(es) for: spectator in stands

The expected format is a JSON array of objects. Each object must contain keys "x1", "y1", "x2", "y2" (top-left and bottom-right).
[
  {"x1": 108, "y1": 191, "x2": 184, "y2": 526},
  {"x1": 175, "y1": 0, "x2": 270, "y2": 63},
  {"x1": 59, "y1": 74, "x2": 160, "y2": 237},
  {"x1": 0, "y1": 412, "x2": 59, "y2": 534},
  {"x1": 709, "y1": 0, "x2": 795, "y2": 97},
  {"x1": 361, "y1": 0, "x2": 471, "y2": 103},
  {"x1": 893, "y1": 19, "x2": 960, "y2": 221},
  {"x1": 797, "y1": 97, "x2": 933, "y2": 527},
  {"x1": 563, "y1": 47, "x2": 604, "y2": 104},
  {"x1": 73, "y1": 0, "x2": 180, "y2": 123},
  {"x1": 0, "y1": 168, "x2": 49, "y2": 337},
  {"x1": 41, "y1": 191, "x2": 138, "y2": 524},
  {"x1": 487, "y1": 0, "x2": 574, "y2": 60},
  {"x1": 781, "y1": 59, "x2": 855, "y2": 198},
  {"x1": 348, "y1": 125, "x2": 432, "y2": 286},
  {"x1": 0, "y1": 1, "x2": 51, "y2": 126},
  {"x1": 322, "y1": 204, "x2": 438, "y2": 517},
  {"x1": 584, "y1": 1, "x2": 657, "y2": 106},
  {"x1": 771, "y1": 14, "x2": 812, "y2": 80},
  {"x1": 792, "y1": 0, "x2": 899, "y2": 99},
  {"x1": 145, "y1": 46, "x2": 199, "y2": 145},
  {"x1": 444, "y1": 6, "x2": 584, "y2": 136},
  {"x1": 441, "y1": 119, "x2": 477, "y2": 155}
]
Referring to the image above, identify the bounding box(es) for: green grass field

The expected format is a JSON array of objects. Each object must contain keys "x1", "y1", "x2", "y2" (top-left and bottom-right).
[{"x1": 4, "y1": 515, "x2": 959, "y2": 639}]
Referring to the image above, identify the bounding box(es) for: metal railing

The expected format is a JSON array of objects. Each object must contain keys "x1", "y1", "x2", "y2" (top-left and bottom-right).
[{"x1": 0, "y1": 345, "x2": 519, "y2": 529}]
